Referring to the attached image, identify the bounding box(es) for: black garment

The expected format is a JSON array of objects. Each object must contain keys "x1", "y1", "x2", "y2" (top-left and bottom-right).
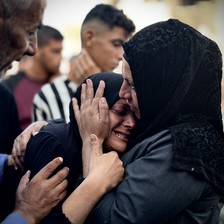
[
  {"x1": 123, "y1": 18, "x2": 224, "y2": 193},
  {"x1": 86, "y1": 129, "x2": 222, "y2": 224},
  {"x1": 0, "y1": 83, "x2": 21, "y2": 154},
  {"x1": 0, "y1": 83, "x2": 22, "y2": 221},
  {"x1": 24, "y1": 72, "x2": 123, "y2": 223},
  {"x1": 86, "y1": 19, "x2": 224, "y2": 223}
]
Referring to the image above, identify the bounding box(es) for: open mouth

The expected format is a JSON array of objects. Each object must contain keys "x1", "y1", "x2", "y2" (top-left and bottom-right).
[{"x1": 114, "y1": 131, "x2": 129, "y2": 142}]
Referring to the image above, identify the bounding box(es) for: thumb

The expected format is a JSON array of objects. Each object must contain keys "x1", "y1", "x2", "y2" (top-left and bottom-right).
[
  {"x1": 17, "y1": 170, "x2": 31, "y2": 193},
  {"x1": 90, "y1": 134, "x2": 102, "y2": 157}
]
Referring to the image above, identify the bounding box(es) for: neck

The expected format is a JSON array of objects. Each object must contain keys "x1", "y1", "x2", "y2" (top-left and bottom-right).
[{"x1": 26, "y1": 60, "x2": 50, "y2": 82}]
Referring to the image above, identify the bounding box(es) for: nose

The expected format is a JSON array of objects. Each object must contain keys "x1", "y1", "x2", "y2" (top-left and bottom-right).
[
  {"x1": 26, "y1": 35, "x2": 37, "y2": 56},
  {"x1": 124, "y1": 113, "x2": 136, "y2": 129},
  {"x1": 119, "y1": 79, "x2": 132, "y2": 100},
  {"x1": 118, "y1": 47, "x2": 124, "y2": 61}
]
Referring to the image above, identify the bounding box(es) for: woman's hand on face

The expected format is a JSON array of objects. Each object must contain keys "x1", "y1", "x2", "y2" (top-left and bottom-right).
[{"x1": 72, "y1": 79, "x2": 110, "y2": 144}]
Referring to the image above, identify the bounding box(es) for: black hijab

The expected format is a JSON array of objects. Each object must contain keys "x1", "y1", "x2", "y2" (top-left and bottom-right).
[
  {"x1": 123, "y1": 18, "x2": 223, "y2": 138},
  {"x1": 123, "y1": 19, "x2": 224, "y2": 195},
  {"x1": 69, "y1": 72, "x2": 123, "y2": 131}
]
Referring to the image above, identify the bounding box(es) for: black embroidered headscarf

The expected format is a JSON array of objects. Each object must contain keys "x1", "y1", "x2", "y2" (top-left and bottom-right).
[{"x1": 123, "y1": 19, "x2": 224, "y2": 195}]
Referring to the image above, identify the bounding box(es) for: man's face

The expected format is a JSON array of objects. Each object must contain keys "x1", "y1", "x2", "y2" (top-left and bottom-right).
[
  {"x1": 0, "y1": 0, "x2": 46, "y2": 73},
  {"x1": 119, "y1": 58, "x2": 140, "y2": 119},
  {"x1": 37, "y1": 40, "x2": 63, "y2": 75},
  {"x1": 87, "y1": 26, "x2": 127, "y2": 72}
]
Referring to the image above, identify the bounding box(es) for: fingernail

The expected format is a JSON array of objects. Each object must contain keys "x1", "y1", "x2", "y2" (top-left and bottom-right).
[
  {"x1": 58, "y1": 157, "x2": 63, "y2": 163},
  {"x1": 101, "y1": 97, "x2": 106, "y2": 103},
  {"x1": 33, "y1": 131, "x2": 39, "y2": 136}
]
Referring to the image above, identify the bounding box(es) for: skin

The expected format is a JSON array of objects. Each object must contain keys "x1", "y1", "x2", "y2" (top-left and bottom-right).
[
  {"x1": 73, "y1": 79, "x2": 135, "y2": 176},
  {"x1": 27, "y1": 39, "x2": 63, "y2": 82},
  {"x1": 35, "y1": 39, "x2": 63, "y2": 75},
  {"x1": 62, "y1": 134, "x2": 124, "y2": 224},
  {"x1": 0, "y1": 0, "x2": 46, "y2": 73},
  {"x1": 119, "y1": 58, "x2": 141, "y2": 119},
  {"x1": 70, "y1": 24, "x2": 128, "y2": 84},
  {"x1": 14, "y1": 157, "x2": 69, "y2": 224},
  {"x1": 1, "y1": 1, "x2": 125, "y2": 223},
  {"x1": 103, "y1": 98, "x2": 135, "y2": 153},
  {"x1": 85, "y1": 26, "x2": 127, "y2": 72}
]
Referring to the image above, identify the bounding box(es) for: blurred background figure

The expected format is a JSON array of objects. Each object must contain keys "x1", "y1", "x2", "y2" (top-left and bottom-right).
[
  {"x1": 2, "y1": 25, "x2": 64, "y2": 130},
  {"x1": 18, "y1": 56, "x2": 33, "y2": 73},
  {"x1": 32, "y1": 4, "x2": 135, "y2": 123}
]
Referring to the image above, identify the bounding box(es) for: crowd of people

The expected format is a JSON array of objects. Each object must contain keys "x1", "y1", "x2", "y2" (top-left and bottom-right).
[{"x1": 1, "y1": 0, "x2": 224, "y2": 223}]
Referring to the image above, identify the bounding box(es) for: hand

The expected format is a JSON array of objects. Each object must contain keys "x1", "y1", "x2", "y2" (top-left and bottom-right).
[
  {"x1": 70, "y1": 49, "x2": 101, "y2": 85},
  {"x1": 73, "y1": 79, "x2": 110, "y2": 145},
  {"x1": 12, "y1": 121, "x2": 48, "y2": 169},
  {"x1": 62, "y1": 135, "x2": 124, "y2": 224},
  {"x1": 14, "y1": 157, "x2": 69, "y2": 224},
  {"x1": 87, "y1": 134, "x2": 124, "y2": 191}
]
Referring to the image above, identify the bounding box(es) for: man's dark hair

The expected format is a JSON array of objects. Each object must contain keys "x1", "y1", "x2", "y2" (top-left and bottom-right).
[
  {"x1": 82, "y1": 4, "x2": 135, "y2": 36},
  {"x1": 37, "y1": 25, "x2": 64, "y2": 47}
]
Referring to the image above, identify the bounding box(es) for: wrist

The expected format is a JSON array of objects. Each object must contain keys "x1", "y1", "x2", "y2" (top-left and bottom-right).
[
  {"x1": 84, "y1": 175, "x2": 107, "y2": 196},
  {"x1": 15, "y1": 208, "x2": 37, "y2": 224},
  {"x1": 8, "y1": 155, "x2": 13, "y2": 166}
]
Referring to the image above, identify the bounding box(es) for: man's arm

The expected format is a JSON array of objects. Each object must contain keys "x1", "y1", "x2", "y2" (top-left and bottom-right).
[
  {"x1": 1, "y1": 212, "x2": 28, "y2": 224},
  {"x1": 0, "y1": 154, "x2": 8, "y2": 183}
]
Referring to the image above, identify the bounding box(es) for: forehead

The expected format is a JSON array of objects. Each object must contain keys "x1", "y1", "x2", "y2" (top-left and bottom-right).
[
  {"x1": 122, "y1": 58, "x2": 132, "y2": 80},
  {"x1": 100, "y1": 27, "x2": 127, "y2": 42},
  {"x1": 112, "y1": 98, "x2": 128, "y2": 107}
]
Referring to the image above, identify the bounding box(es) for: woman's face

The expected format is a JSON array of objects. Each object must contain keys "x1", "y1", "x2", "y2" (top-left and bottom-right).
[
  {"x1": 119, "y1": 58, "x2": 140, "y2": 119},
  {"x1": 103, "y1": 98, "x2": 135, "y2": 153}
]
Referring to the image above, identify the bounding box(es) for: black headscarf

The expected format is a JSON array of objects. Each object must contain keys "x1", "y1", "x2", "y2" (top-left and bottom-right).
[
  {"x1": 69, "y1": 72, "x2": 123, "y2": 131},
  {"x1": 123, "y1": 19, "x2": 224, "y2": 195},
  {"x1": 123, "y1": 18, "x2": 223, "y2": 138}
]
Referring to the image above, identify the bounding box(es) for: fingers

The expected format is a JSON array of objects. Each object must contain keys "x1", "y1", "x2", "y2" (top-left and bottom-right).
[
  {"x1": 99, "y1": 97, "x2": 109, "y2": 122},
  {"x1": 90, "y1": 134, "x2": 103, "y2": 156},
  {"x1": 94, "y1": 80, "x2": 105, "y2": 99},
  {"x1": 17, "y1": 170, "x2": 31, "y2": 194},
  {"x1": 12, "y1": 139, "x2": 25, "y2": 169},
  {"x1": 34, "y1": 157, "x2": 65, "y2": 180},
  {"x1": 80, "y1": 83, "x2": 87, "y2": 106},
  {"x1": 50, "y1": 178, "x2": 68, "y2": 202},
  {"x1": 85, "y1": 79, "x2": 94, "y2": 103},
  {"x1": 47, "y1": 166, "x2": 69, "y2": 189},
  {"x1": 72, "y1": 98, "x2": 80, "y2": 125}
]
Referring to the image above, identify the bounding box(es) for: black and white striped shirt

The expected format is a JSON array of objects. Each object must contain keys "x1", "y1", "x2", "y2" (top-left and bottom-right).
[{"x1": 32, "y1": 75, "x2": 78, "y2": 123}]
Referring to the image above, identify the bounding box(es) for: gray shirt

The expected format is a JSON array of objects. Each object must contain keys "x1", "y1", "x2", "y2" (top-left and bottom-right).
[{"x1": 86, "y1": 130, "x2": 221, "y2": 223}]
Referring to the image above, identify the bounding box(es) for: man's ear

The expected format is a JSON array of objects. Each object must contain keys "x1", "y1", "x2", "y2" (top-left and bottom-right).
[{"x1": 83, "y1": 29, "x2": 96, "y2": 48}]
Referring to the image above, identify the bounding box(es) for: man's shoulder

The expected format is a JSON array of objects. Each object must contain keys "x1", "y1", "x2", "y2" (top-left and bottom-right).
[
  {"x1": 40, "y1": 75, "x2": 68, "y2": 91},
  {"x1": 1, "y1": 71, "x2": 25, "y2": 91}
]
